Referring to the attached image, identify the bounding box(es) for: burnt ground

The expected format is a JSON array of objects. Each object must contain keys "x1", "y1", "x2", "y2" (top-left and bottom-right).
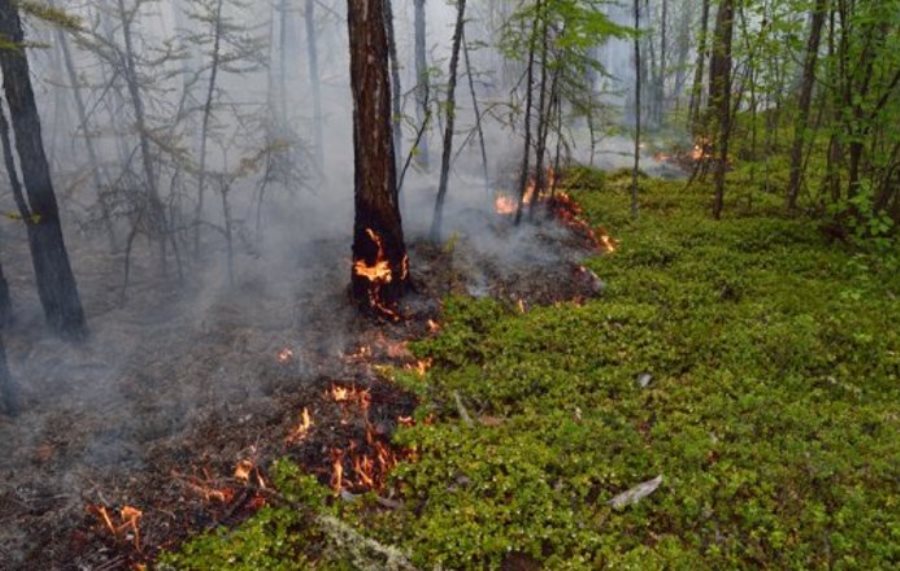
[{"x1": 0, "y1": 203, "x2": 604, "y2": 570}]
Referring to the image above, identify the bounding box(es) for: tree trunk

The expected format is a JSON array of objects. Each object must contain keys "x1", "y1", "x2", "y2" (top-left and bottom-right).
[
  {"x1": 710, "y1": 0, "x2": 735, "y2": 219},
  {"x1": 347, "y1": 0, "x2": 409, "y2": 316},
  {"x1": 0, "y1": 1, "x2": 86, "y2": 339},
  {"x1": 787, "y1": 0, "x2": 827, "y2": 211},
  {"x1": 430, "y1": 0, "x2": 467, "y2": 241},
  {"x1": 0, "y1": 256, "x2": 11, "y2": 328},
  {"x1": 632, "y1": 0, "x2": 641, "y2": 219},
  {"x1": 529, "y1": 6, "x2": 550, "y2": 219},
  {"x1": 50, "y1": 0, "x2": 116, "y2": 249},
  {"x1": 384, "y1": 0, "x2": 403, "y2": 182},
  {"x1": 305, "y1": 0, "x2": 325, "y2": 173},
  {"x1": 414, "y1": 0, "x2": 430, "y2": 169},
  {"x1": 462, "y1": 29, "x2": 490, "y2": 196},
  {"x1": 194, "y1": 0, "x2": 224, "y2": 256},
  {"x1": 0, "y1": 333, "x2": 17, "y2": 416},
  {"x1": 514, "y1": 1, "x2": 540, "y2": 226},
  {"x1": 688, "y1": 0, "x2": 711, "y2": 135}
]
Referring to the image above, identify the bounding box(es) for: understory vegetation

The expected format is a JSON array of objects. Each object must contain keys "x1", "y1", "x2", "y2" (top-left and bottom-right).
[{"x1": 162, "y1": 168, "x2": 899, "y2": 569}]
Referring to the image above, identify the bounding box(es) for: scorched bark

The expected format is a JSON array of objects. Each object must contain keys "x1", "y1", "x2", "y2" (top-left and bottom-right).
[{"x1": 347, "y1": 0, "x2": 410, "y2": 313}]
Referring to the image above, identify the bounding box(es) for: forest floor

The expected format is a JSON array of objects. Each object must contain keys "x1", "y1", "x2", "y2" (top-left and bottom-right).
[
  {"x1": 160, "y1": 167, "x2": 898, "y2": 569},
  {"x1": 0, "y1": 185, "x2": 602, "y2": 569}
]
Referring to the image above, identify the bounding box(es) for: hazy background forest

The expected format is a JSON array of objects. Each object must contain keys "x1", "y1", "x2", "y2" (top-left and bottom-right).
[{"x1": 0, "y1": 0, "x2": 896, "y2": 568}]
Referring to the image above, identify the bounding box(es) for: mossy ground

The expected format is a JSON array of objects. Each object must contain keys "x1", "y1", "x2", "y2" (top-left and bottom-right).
[{"x1": 162, "y1": 169, "x2": 899, "y2": 570}]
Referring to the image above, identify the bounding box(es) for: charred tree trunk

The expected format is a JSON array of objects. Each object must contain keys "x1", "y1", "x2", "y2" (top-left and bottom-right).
[
  {"x1": 384, "y1": 0, "x2": 403, "y2": 180},
  {"x1": 414, "y1": 0, "x2": 430, "y2": 169},
  {"x1": 430, "y1": 0, "x2": 467, "y2": 241},
  {"x1": 688, "y1": 0, "x2": 711, "y2": 135},
  {"x1": 305, "y1": 0, "x2": 325, "y2": 173},
  {"x1": 348, "y1": 0, "x2": 409, "y2": 316},
  {"x1": 632, "y1": 0, "x2": 641, "y2": 219},
  {"x1": 710, "y1": 0, "x2": 735, "y2": 219},
  {"x1": 787, "y1": 0, "x2": 827, "y2": 211},
  {"x1": 0, "y1": 1, "x2": 86, "y2": 339}
]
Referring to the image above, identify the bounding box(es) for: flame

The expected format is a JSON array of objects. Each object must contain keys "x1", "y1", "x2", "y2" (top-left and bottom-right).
[
  {"x1": 286, "y1": 407, "x2": 313, "y2": 444},
  {"x1": 397, "y1": 415, "x2": 415, "y2": 427},
  {"x1": 597, "y1": 227, "x2": 619, "y2": 253},
  {"x1": 405, "y1": 358, "x2": 432, "y2": 375},
  {"x1": 353, "y1": 228, "x2": 402, "y2": 320},
  {"x1": 234, "y1": 459, "x2": 254, "y2": 482},
  {"x1": 277, "y1": 347, "x2": 294, "y2": 364},
  {"x1": 89, "y1": 504, "x2": 143, "y2": 550},
  {"x1": 494, "y1": 195, "x2": 518, "y2": 215},
  {"x1": 427, "y1": 319, "x2": 440, "y2": 333},
  {"x1": 329, "y1": 384, "x2": 370, "y2": 409}
]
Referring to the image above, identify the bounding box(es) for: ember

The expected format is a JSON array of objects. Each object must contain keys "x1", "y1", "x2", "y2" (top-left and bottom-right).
[{"x1": 276, "y1": 347, "x2": 294, "y2": 364}]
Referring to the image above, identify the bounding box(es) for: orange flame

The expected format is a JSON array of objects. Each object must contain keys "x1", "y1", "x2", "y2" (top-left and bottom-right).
[
  {"x1": 89, "y1": 504, "x2": 143, "y2": 550},
  {"x1": 286, "y1": 407, "x2": 313, "y2": 444},
  {"x1": 353, "y1": 228, "x2": 402, "y2": 320}
]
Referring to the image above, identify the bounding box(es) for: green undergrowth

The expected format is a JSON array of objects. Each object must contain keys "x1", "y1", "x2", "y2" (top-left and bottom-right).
[{"x1": 164, "y1": 169, "x2": 899, "y2": 570}]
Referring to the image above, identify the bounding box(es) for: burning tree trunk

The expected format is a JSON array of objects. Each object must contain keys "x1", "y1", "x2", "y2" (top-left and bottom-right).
[
  {"x1": 0, "y1": 1, "x2": 87, "y2": 339},
  {"x1": 431, "y1": 0, "x2": 467, "y2": 241},
  {"x1": 348, "y1": 0, "x2": 410, "y2": 317}
]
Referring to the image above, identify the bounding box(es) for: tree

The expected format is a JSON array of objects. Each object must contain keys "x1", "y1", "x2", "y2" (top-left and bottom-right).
[
  {"x1": 0, "y1": 0, "x2": 86, "y2": 339},
  {"x1": 305, "y1": 0, "x2": 325, "y2": 173},
  {"x1": 0, "y1": 333, "x2": 16, "y2": 416},
  {"x1": 430, "y1": 0, "x2": 467, "y2": 241},
  {"x1": 632, "y1": 0, "x2": 641, "y2": 219},
  {"x1": 786, "y1": 0, "x2": 828, "y2": 211},
  {"x1": 347, "y1": 0, "x2": 410, "y2": 317},
  {"x1": 709, "y1": 0, "x2": 735, "y2": 219},
  {"x1": 413, "y1": 0, "x2": 430, "y2": 169}
]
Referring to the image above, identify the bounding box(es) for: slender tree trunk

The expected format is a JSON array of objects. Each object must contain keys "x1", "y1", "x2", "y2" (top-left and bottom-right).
[
  {"x1": 710, "y1": 0, "x2": 735, "y2": 219},
  {"x1": 658, "y1": 0, "x2": 668, "y2": 123},
  {"x1": 529, "y1": 7, "x2": 550, "y2": 219},
  {"x1": 194, "y1": 0, "x2": 224, "y2": 256},
  {"x1": 0, "y1": 255, "x2": 11, "y2": 328},
  {"x1": 305, "y1": 0, "x2": 325, "y2": 173},
  {"x1": 384, "y1": 0, "x2": 403, "y2": 182},
  {"x1": 632, "y1": 0, "x2": 641, "y2": 219},
  {"x1": 0, "y1": 0, "x2": 86, "y2": 339},
  {"x1": 348, "y1": 0, "x2": 409, "y2": 315},
  {"x1": 278, "y1": 0, "x2": 289, "y2": 123},
  {"x1": 116, "y1": 0, "x2": 167, "y2": 260},
  {"x1": 414, "y1": 0, "x2": 430, "y2": 169},
  {"x1": 430, "y1": 0, "x2": 467, "y2": 241},
  {"x1": 787, "y1": 0, "x2": 827, "y2": 211},
  {"x1": 51, "y1": 0, "x2": 116, "y2": 249},
  {"x1": 688, "y1": 0, "x2": 711, "y2": 135},
  {"x1": 462, "y1": 30, "x2": 490, "y2": 196},
  {"x1": 514, "y1": 1, "x2": 540, "y2": 226}
]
